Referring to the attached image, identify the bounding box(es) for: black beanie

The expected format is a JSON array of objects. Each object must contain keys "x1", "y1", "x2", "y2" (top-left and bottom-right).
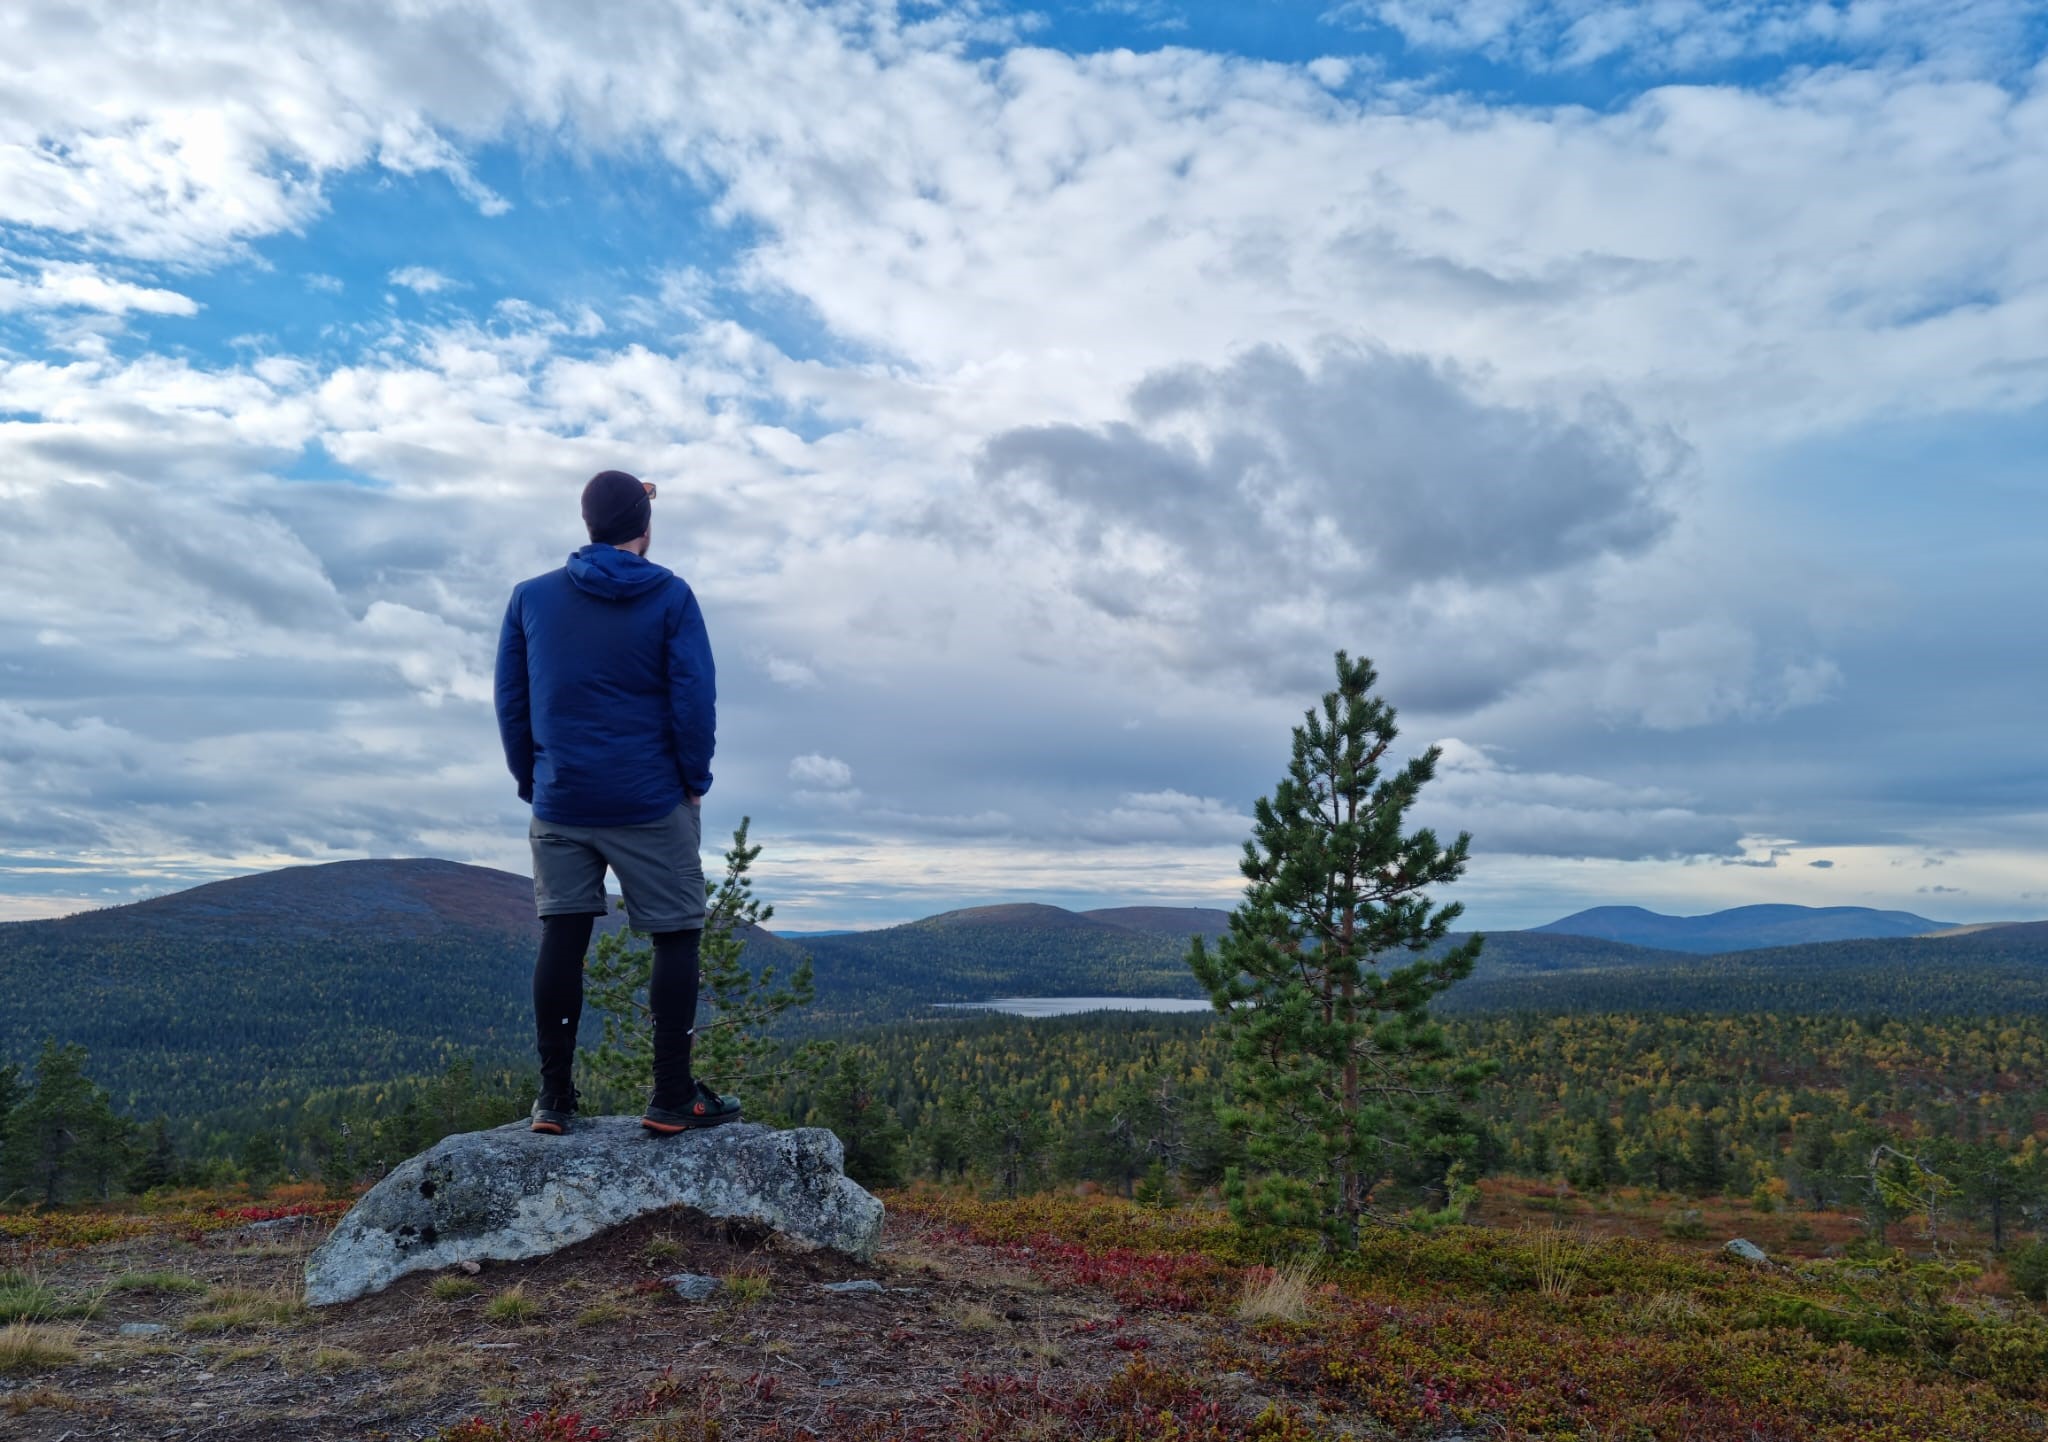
[{"x1": 582, "y1": 469, "x2": 651, "y2": 544}]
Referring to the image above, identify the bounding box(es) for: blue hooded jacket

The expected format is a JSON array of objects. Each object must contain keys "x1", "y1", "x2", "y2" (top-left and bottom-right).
[{"x1": 493, "y1": 544, "x2": 715, "y2": 827}]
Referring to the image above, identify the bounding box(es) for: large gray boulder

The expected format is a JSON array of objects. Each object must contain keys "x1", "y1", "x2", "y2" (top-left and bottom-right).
[{"x1": 304, "y1": 1117, "x2": 882, "y2": 1306}]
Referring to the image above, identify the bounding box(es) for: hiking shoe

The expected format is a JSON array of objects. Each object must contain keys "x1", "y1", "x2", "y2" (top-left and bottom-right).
[
  {"x1": 530, "y1": 1091, "x2": 577, "y2": 1135},
  {"x1": 642, "y1": 1079, "x2": 742, "y2": 1134}
]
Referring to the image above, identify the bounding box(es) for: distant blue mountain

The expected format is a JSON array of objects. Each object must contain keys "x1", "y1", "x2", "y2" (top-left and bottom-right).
[{"x1": 1532, "y1": 903, "x2": 1956, "y2": 954}]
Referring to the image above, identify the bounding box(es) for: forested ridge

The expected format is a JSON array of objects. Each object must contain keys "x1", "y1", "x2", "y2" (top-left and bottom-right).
[
  {"x1": 77, "y1": 1003, "x2": 2048, "y2": 1246},
  {"x1": 5, "y1": 859, "x2": 2046, "y2": 1126}
]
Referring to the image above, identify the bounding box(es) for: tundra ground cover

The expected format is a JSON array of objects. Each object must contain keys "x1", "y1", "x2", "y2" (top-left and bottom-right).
[
  {"x1": 892, "y1": 1187, "x2": 2048, "y2": 1440},
  {"x1": 2, "y1": 1182, "x2": 2045, "y2": 1439}
]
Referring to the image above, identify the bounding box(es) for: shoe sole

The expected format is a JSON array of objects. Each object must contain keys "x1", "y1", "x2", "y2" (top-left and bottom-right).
[
  {"x1": 531, "y1": 1119, "x2": 568, "y2": 1134},
  {"x1": 640, "y1": 1112, "x2": 741, "y2": 1134}
]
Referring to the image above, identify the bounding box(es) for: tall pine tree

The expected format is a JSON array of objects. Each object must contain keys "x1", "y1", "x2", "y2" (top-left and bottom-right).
[{"x1": 1188, "y1": 651, "x2": 1485, "y2": 1252}]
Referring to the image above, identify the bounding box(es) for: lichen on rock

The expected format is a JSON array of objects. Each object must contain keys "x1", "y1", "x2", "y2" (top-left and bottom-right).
[{"x1": 304, "y1": 1116, "x2": 883, "y2": 1306}]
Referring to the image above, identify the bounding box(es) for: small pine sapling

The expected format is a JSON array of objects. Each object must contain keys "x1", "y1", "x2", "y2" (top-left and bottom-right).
[{"x1": 582, "y1": 818, "x2": 834, "y2": 1114}]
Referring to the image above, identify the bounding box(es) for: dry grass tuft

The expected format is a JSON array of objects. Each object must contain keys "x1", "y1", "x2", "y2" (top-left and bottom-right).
[
  {"x1": 574, "y1": 1300, "x2": 633, "y2": 1328},
  {"x1": 940, "y1": 1301, "x2": 1004, "y2": 1332},
  {"x1": 0, "y1": 1267, "x2": 96, "y2": 1324},
  {"x1": 483, "y1": 1284, "x2": 540, "y2": 1325},
  {"x1": 4, "y1": 1384, "x2": 99, "y2": 1417},
  {"x1": 1527, "y1": 1225, "x2": 1585, "y2": 1301},
  {"x1": 642, "y1": 1232, "x2": 686, "y2": 1265},
  {"x1": 0, "y1": 1323, "x2": 81, "y2": 1375},
  {"x1": 310, "y1": 1346, "x2": 365, "y2": 1372},
  {"x1": 1019, "y1": 1332, "x2": 1066, "y2": 1366},
  {"x1": 183, "y1": 1280, "x2": 307, "y2": 1334},
  {"x1": 1236, "y1": 1255, "x2": 1323, "y2": 1323},
  {"x1": 721, "y1": 1265, "x2": 772, "y2": 1304},
  {"x1": 429, "y1": 1274, "x2": 483, "y2": 1301},
  {"x1": 383, "y1": 1341, "x2": 494, "y2": 1401},
  {"x1": 110, "y1": 1269, "x2": 206, "y2": 1295},
  {"x1": 1627, "y1": 1289, "x2": 1709, "y2": 1334}
]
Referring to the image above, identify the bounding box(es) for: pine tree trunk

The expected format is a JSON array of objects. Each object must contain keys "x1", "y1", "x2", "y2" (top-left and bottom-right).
[
  {"x1": 1338, "y1": 775, "x2": 1361, "y2": 1249},
  {"x1": 1340, "y1": 973, "x2": 1359, "y2": 1247}
]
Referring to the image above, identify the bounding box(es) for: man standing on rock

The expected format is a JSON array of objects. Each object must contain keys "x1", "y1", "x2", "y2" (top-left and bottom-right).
[{"x1": 493, "y1": 469, "x2": 743, "y2": 1137}]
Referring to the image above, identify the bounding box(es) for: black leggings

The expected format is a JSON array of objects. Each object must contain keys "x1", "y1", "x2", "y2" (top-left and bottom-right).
[{"x1": 533, "y1": 914, "x2": 701, "y2": 1105}]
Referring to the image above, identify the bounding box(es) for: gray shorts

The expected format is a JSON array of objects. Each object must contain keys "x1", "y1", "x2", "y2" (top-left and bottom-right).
[{"x1": 529, "y1": 800, "x2": 707, "y2": 932}]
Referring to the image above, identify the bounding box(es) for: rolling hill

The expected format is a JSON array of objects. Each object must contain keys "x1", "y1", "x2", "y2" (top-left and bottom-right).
[
  {"x1": 0, "y1": 861, "x2": 560, "y2": 1127},
  {"x1": 38, "y1": 858, "x2": 545, "y2": 941},
  {"x1": 1442, "y1": 921, "x2": 2048, "y2": 1017},
  {"x1": 1533, "y1": 902, "x2": 1957, "y2": 953}
]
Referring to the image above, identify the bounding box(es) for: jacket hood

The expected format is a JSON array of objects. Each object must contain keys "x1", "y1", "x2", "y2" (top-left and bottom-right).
[{"x1": 565, "y1": 544, "x2": 675, "y2": 600}]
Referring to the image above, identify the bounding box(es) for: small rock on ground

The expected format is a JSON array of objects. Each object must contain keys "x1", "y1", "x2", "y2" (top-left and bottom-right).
[
  {"x1": 821, "y1": 1278, "x2": 885, "y2": 1294},
  {"x1": 1723, "y1": 1238, "x2": 1769, "y2": 1264},
  {"x1": 665, "y1": 1271, "x2": 720, "y2": 1300}
]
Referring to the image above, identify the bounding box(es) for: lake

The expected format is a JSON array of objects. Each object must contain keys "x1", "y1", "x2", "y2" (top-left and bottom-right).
[{"x1": 930, "y1": 996, "x2": 1213, "y2": 1017}]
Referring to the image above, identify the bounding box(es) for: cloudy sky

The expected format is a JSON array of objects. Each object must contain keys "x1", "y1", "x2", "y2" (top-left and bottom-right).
[{"x1": 1, "y1": 0, "x2": 2043, "y2": 930}]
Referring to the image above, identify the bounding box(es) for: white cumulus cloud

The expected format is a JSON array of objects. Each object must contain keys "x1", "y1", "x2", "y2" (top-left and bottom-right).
[{"x1": 389, "y1": 266, "x2": 458, "y2": 294}]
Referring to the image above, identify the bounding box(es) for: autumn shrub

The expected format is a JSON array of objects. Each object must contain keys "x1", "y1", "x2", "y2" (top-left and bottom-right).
[
  {"x1": 139, "y1": 1184, "x2": 251, "y2": 1212},
  {"x1": 1752, "y1": 1292, "x2": 1919, "y2": 1357},
  {"x1": 0, "y1": 1208, "x2": 156, "y2": 1250},
  {"x1": 1949, "y1": 1315, "x2": 2048, "y2": 1393},
  {"x1": 264, "y1": 1181, "x2": 328, "y2": 1206},
  {"x1": 1745, "y1": 1254, "x2": 2048, "y2": 1399},
  {"x1": 208, "y1": 1200, "x2": 350, "y2": 1226}
]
